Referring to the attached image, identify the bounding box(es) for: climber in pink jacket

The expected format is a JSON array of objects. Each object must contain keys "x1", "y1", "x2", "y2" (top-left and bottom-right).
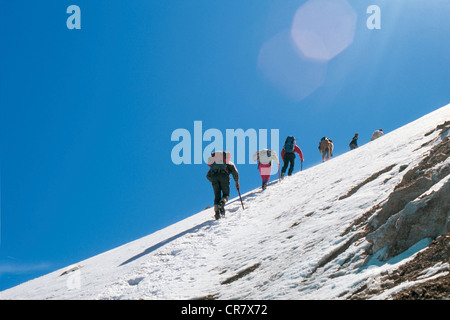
[{"x1": 253, "y1": 149, "x2": 279, "y2": 190}]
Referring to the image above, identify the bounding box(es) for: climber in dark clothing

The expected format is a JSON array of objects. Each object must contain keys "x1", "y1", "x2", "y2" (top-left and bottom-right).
[
  {"x1": 280, "y1": 136, "x2": 304, "y2": 177},
  {"x1": 349, "y1": 133, "x2": 359, "y2": 150},
  {"x1": 206, "y1": 151, "x2": 240, "y2": 219}
]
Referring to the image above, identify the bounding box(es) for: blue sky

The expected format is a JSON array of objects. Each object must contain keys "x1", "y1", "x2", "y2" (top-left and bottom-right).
[{"x1": 1, "y1": 0, "x2": 449, "y2": 291}]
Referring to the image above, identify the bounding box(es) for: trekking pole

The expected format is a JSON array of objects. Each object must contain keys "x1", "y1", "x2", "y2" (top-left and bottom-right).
[
  {"x1": 237, "y1": 187, "x2": 245, "y2": 210},
  {"x1": 278, "y1": 163, "x2": 281, "y2": 182},
  {"x1": 301, "y1": 160, "x2": 303, "y2": 171}
]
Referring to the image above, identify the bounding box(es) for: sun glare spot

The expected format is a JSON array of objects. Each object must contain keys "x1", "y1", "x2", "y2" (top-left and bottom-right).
[{"x1": 291, "y1": 0, "x2": 357, "y2": 61}]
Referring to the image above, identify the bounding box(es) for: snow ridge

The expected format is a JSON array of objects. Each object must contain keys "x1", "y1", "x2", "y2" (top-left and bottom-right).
[{"x1": 1, "y1": 104, "x2": 449, "y2": 300}]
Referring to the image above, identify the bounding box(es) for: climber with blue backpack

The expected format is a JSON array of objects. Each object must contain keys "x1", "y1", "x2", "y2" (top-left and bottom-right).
[
  {"x1": 206, "y1": 151, "x2": 240, "y2": 220},
  {"x1": 280, "y1": 136, "x2": 304, "y2": 178}
]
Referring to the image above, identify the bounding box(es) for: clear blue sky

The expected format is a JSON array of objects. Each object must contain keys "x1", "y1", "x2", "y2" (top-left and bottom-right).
[{"x1": 1, "y1": 0, "x2": 449, "y2": 291}]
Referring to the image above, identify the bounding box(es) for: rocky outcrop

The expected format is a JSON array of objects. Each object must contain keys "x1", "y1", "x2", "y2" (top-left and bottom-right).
[
  {"x1": 350, "y1": 234, "x2": 450, "y2": 300},
  {"x1": 365, "y1": 124, "x2": 450, "y2": 261},
  {"x1": 366, "y1": 175, "x2": 449, "y2": 260}
]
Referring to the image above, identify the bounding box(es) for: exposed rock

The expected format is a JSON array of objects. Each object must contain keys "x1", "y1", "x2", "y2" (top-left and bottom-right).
[
  {"x1": 349, "y1": 234, "x2": 450, "y2": 300},
  {"x1": 366, "y1": 176, "x2": 450, "y2": 260},
  {"x1": 220, "y1": 263, "x2": 261, "y2": 285},
  {"x1": 339, "y1": 164, "x2": 397, "y2": 200},
  {"x1": 367, "y1": 136, "x2": 450, "y2": 233}
]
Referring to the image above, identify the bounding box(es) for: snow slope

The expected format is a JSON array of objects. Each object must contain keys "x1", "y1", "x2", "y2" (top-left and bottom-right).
[{"x1": 1, "y1": 104, "x2": 449, "y2": 300}]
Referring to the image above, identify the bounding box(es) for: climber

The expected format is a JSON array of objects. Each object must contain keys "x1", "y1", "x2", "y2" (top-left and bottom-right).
[
  {"x1": 206, "y1": 151, "x2": 240, "y2": 219},
  {"x1": 280, "y1": 136, "x2": 304, "y2": 178},
  {"x1": 319, "y1": 137, "x2": 334, "y2": 162},
  {"x1": 253, "y1": 149, "x2": 279, "y2": 190}
]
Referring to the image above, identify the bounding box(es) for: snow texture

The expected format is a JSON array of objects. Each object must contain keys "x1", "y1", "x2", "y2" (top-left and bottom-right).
[{"x1": 1, "y1": 104, "x2": 449, "y2": 300}]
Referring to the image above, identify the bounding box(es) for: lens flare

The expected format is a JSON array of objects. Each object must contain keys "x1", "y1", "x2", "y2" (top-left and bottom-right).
[
  {"x1": 291, "y1": 0, "x2": 357, "y2": 61},
  {"x1": 258, "y1": 30, "x2": 328, "y2": 101}
]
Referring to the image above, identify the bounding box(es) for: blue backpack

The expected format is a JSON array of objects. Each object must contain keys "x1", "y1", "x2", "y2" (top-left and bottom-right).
[{"x1": 284, "y1": 136, "x2": 296, "y2": 153}]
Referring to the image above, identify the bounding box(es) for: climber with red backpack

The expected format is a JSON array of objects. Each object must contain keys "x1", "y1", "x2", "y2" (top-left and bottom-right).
[
  {"x1": 206, "y1": 151, "x2": 240, "y2": 219},
  {"x1": 280, "y1": 136, "x2": 304, "y2": 178}
]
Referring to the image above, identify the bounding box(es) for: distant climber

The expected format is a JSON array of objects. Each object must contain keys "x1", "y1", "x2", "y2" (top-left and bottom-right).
[
  {"x1": 319, "y1": 137, "x2": 334, "y2": 162},
  {"x1": 371, "y1": 129, "x2": 384, "y2": 141},
  {"x1": 253, "y1": 149, "x2": 279, "y2": 190},
  {"x1": 349, "y1": 133, "x2": 359, "y2": 150},
  {"x1": 280, "y1": 136, "x2": 304, "y2": 178},
  {"x1": 206, "y1": 151, "x2": 240, "y2": 220}
]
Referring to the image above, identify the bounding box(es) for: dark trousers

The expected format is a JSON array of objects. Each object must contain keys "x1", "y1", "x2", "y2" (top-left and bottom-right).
[
  {"x1": 210, "y1": 173, "x2": 230, "y2": 205},
  {"x1": 281, "y1": 152, "x2": 295, "y2": 176}
]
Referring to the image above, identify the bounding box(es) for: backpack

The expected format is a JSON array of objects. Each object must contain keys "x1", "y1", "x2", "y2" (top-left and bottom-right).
[
  {"x1": 319, "y1": 137, "x2": 325, "y2": 150},
  {"x1": 319, "y1": 137, "x2": 332, "y2": 151},
  {"x1": 208, "y1": 151, "x2": 230, "y2": 173},
  {"x1": 256, "y1": 149, "x2": 272, "y2": 164},
  {"x1": 284, "y1": 136, "x2": 296, "y2": 153}
]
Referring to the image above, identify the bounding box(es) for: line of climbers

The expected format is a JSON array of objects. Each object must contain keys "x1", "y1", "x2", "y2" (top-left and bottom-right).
[
  {"x1": 321, "y1": 128, "x2": 384, "y2": 161},
  {"x1": 205, "y1": 129, "x2": 384, "y2": 219}
]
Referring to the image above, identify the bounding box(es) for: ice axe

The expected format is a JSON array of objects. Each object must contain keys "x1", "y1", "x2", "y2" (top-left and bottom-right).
[{"x1": 237, "y1": 186, "x2": 245, "y2": 210}]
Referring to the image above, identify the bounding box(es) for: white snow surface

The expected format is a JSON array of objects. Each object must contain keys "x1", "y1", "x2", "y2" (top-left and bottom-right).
[{"x1": 1, "y1": 104, "x2": 449, "y2": 300}]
